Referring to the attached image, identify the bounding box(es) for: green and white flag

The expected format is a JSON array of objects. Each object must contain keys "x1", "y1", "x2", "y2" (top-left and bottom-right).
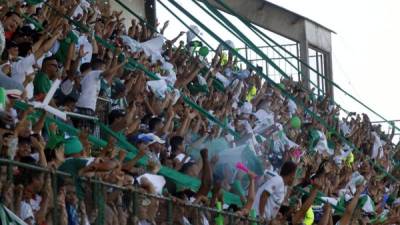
[
  {"x1": 359, "y1": 195, "x2": 376, "y2": 213},
  {"x1": 0, "y1": 203, "x2": 28, "y2": 225}
]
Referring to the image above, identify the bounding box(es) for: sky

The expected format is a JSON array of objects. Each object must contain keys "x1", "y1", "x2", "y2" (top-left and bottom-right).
[{"x1": 154, "y1": 0, "x2": 400, "y2": 135}]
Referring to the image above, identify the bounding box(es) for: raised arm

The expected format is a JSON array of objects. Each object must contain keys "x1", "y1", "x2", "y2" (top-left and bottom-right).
[
  {"x1": 162, "y1": 106, "x2": 175, "y2": 135},
  {"x1": 176, "y1": 60, "x2": 203, "y2": 88},
  {"x1": 122, "y1": 145, "x2": 147, "y2": 172},
  {"x1": 176, "y1": 109, "x2": 196, "y2": 137},
  {"x1": 32, "y1": 111, "x2": 47, "y2": 134},
  {"x1": 102, "y1": 59, "x2": 127, "y2": 84},
  {"x1": 34, "y1": 29, "x2": 63, "y2": 60},
  {"x1": 31, "y1": 136, "x2": 47, "y2": 167},
  {"x1": 169, "y1": 31, "x2": 185, "y2": 46},
  {"x1": 258, "y1": 191, "x2": 270, "y2": 220},
  {"x1": 338, "y1": 184, "x2": 365, "y2": 225},
  {"x1": 292, "y1": 183, "x2": 320, "y2": 224},
  {"x1": 79, "y1": 160, "x2": 119, "y2": 175},
  {"x1": 318, "y1": 204, "x2": 332, "y2": 225}
]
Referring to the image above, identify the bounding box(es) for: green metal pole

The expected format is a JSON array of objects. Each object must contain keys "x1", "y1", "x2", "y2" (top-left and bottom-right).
[
  {"x1": 167, "y1": 199, "x2": 173, "y2": 225},
  {"x1": 132, "y1": 190, "x2": 138, "y2": 217},
  {"x1": 51, "y1": 173, "x2": 59, "y2": 225}
]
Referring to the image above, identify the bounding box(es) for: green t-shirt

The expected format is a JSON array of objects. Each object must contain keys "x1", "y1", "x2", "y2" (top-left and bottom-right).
[
  {"x1": 55, "y1": 31, "x2": 79, "y2": 64},
  {"x1": 33, "y1": 71, "x2": 51, "y2": 96}
]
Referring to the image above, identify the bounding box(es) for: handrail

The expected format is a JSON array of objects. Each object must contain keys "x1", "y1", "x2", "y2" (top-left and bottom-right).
[
  {"x1": 210, "y1": 0, "x2": 400, "y2": 134},
  {"x1": 0, "y1": 158, "x2": 260, "y2": 223}
]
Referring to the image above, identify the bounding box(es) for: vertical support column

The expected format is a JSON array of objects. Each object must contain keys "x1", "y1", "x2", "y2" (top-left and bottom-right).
[
  {"x1": 296, "y1": 43, "x2": 301, "y2": 81},
  {"x1": 299, "y1": 37, "x2": 310, "y2": 89},
  {"x1": 324, "y1": 52, "x2": 334, "y2": 100},
  {"x1": 316, "y1": 52, "x2": 321, "y2": 97},
  {"x1": 145, "y1": 0, "x2": 156, "y2": 30}
]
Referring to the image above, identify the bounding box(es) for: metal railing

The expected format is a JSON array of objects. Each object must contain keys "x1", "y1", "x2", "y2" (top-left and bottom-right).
[
  {"x1": 236, "y1": 44, "x2": 327, "y2": 97},
  {"x1": 0, "y1": 158, "x2": 261, "y2": 225},
  {"x1": 237, "y1": 43, "x2": 301, "y2": 81}
]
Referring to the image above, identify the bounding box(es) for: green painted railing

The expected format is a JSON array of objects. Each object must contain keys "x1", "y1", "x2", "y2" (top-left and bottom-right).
[
  {"x1": 14, "y1": 101, "x2": 242, "y2": 207},
  {"x1": 0, "y1": 158, "x2": 260, "y2": 224}
]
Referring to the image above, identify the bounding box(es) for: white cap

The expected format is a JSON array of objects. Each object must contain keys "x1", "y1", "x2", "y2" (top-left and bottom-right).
[{"x1": 147, "y1": 133, "x2": 166, "y2": 145}]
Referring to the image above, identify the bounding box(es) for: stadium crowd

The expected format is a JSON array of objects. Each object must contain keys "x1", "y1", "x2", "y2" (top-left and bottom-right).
[{"x1": 0, "y1": 0, "x2": 400, "y2": 224}]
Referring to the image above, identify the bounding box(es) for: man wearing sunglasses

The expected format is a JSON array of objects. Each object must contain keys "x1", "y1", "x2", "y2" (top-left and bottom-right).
[{"x1": 33, "y1": 56, "x2": 60, "y2": 101}]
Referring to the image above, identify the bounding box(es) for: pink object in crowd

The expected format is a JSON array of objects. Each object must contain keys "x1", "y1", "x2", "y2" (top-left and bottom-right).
[{"x1": 236, "y1": 162, "x2": 249, "y2": 173}]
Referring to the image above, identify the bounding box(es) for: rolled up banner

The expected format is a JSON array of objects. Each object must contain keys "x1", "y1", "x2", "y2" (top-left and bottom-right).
[
  {"x1": 43, "y1": 79, "x2": 61, "y2": 106},
  {"x1": 43, "y1": 105, "x2": 67, "y2": 121}
]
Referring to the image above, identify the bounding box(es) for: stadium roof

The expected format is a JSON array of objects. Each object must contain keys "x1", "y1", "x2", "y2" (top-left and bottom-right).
[{"x1": 262, "y1": 0, "x2": 336, "y2": 34}]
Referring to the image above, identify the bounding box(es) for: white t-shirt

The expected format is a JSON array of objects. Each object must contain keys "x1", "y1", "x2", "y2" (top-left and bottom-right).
[
  {"x1": 76, "y1": 35, "x2": 93, "y2": 65},
  {"x1": 314, "y1": 130, "x2": 333, "y2": 155},
  {"x1": 11, "y1": 54, "x2": 36, "y2": 84},
  {"x1": 137, "y1": 173, "x2": 166, "y2": 195},
  {"x1": 287, "y1": 99, "x2": 297, "y2": 116},
  {"x1": 19, "y1": 194, "x2": 42, "y2": 221},
  {"x1": 252, "y1": 174, "x2": 286, "y2": 222},
  {"x1": 20, "y1": 201, "x2": 35, "y2": 221},
  {"x1": 339, "y1": 121, "x2": 351, "y2": 136},
  {"x1": 75, "y1": 70, "x2": 103, "y2": 111},
  {"x1": 371, "y1": 131, "x2": 383, "y2": 159},
  {"x1": 175, "y1": 153, "x2": 191, "y2": 164},
  {"x1": 11, "y1": 54, "x2": 36, "y2": 99}
]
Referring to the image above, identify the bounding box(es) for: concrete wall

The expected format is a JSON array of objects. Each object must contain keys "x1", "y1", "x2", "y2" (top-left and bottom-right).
[
  {"x1": 207, "y1": 0, "x2": 306, "y2": 42},
  {"x1": 305, "y1": 20, "x2": 332, "y2": 52}
]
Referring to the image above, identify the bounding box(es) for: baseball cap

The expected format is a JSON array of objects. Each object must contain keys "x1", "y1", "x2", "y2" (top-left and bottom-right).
[
  {"x1": 64, "y1": 136, "x2": 83, "y2": 155},
  {"x1": 128, "y1": 133, "x2": 165, "y2": 145},
  {"x1": 146, "y1": 133, "x2": 165, "y2": 145}
]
